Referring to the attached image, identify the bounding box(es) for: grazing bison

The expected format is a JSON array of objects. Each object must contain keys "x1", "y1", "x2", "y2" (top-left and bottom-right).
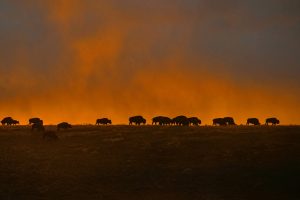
[
  {"x1": 43, "y1": 131, "x2": 58, "y2": 140},
  {"x1": 29, "y1": 118, "x2": 42, "y2": 125},
  {"x1": 32, "y1": 121, "x2": 45, "y2": 132},
  {"x1": 188, "y1": 117, "x2": 201, "y2": 126},
  {"x1": 11, "y1": 120, "x2": 19, "y2": 125},
  {"x1": 247, "y1": 118, "x2": 260, "y2": 125},
  {"x1": 223, "y1": 117, "x2": 236, "y2": 125},
  {"x1": 213, "y1": 118, "x2": 226, "y2": 126},
  {"x1": 129, "y1": 116, "x2": 146, "y2": 125},
  {"x1": 265, "y1": 118, "x2": 280, "y2": 125},
  {"x1": 163, "y1": 117, "x2": 173, "y2": 125},
  {"x1": 57, "y1": 122, "x2": 72, "y2": 131},
  {"x1": 152, "y1": 116, "x2": 164, "y2": 125},
  {"x1": 152, "y1": 116, "x2": 172, "y2": 125},
  {"x1": 1, "y1": 117, "x2": 14, "y2": 125},
  {"x1": 172, "y1": 116, "x2": 189, "y2": 126},
  {"x1": 96, "y1": 118, "x2": 112, "y2": 125},
  {"x1": 31, "y1": 118, "x2": 44, "y2": 131}
]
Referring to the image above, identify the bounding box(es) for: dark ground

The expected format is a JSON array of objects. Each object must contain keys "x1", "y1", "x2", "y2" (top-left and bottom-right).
[{"x1": 0, "y1": 125, "x2": 300, "y2": 200}]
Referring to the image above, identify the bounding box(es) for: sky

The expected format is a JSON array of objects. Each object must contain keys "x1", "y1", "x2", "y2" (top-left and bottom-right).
[{"x1": 0, "y1": 0, "x2": 300, "y2": 125}]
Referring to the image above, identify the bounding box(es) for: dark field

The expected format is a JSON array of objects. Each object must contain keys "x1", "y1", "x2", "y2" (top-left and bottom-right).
[{"x1": 0, "y1": 126, "x2": 300, "y2": 200}]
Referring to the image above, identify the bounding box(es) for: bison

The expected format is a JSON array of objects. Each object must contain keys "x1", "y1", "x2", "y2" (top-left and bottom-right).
[
  {"x1": 160, "y1": 117, "x2": 172, "y2": 125},
  {"x1": 32, "y1": 121, "x2": 45, "y2": 132},
  {"x1": 172, "y1": 116, "x2": 189, "y2": 126},
  {"x1": 31, "y1": 118, "x2": 44, "y2": 131},
  {"x1": 152, "y1": 116, "x2": 172, "y2": 125},
  {"x1": 11, "y1": 120, "x2": 19, "y2": 125},
  {"x1": 57, "y1": 122, "x2": 72, "y2": 131},
  {"x1": 29, "y1": 118, "x2": 42, "y2": 125},
  {"x1": 96, "y1": 118, "x2": 112, "y2": 125},
  {"x1": 188, "y1": 117, "x2": 201, "y2": 126},
  {"x1": 43, "y1": 131, "x2": 58, "y2": 140},
  {"x1": 265, "y1": 118, "x2": 280, "y2": 125},
  {"x1": 213, "y1": 118, "x2": 226, "y2": 126},
  {"x1": 129, "y1": 116, "x2": 146, "y2": 125},
  {"x1": 1, "y1": 117, "x2": 15, "y2": 125},
  {"x1": 223, "y1": 117, "x2": 236, "y2": 125},
  {"x1": 163, "y1": 117, "x2": 173, "y2": 125},
  {"x1": 152, "y1": 116, "x2": 164, "y2": 125},
  {"x1": 247, "y1": 118, "x2": 260, "y2": 125}
]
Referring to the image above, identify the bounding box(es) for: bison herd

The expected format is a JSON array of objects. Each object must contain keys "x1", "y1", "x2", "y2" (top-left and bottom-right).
[
  {"x1": 1, "y1": 116, "x2": 281, "y2": 131},
  {"x1": 152, "y1": 116, "x2": 201, "y2": 126},
  {"x1": 0, "y1": 115, "x2": 283, "y2": 141},
  {"x1": 29, "y1": 118, "x2": 72, "y2": 140},
  {"x1": 99, "y1": 116, "x2": 279, "y2": 126}
]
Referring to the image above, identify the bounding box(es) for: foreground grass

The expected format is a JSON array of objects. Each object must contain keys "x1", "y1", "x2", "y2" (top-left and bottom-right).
[{"x1": 0, "y1": 125, "x2": 300, "y2": 200}]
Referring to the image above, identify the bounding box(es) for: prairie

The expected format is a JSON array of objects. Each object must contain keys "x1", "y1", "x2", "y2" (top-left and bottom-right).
[{"x1": 0, "y1": 125, "x2": 299, "y2": 200}]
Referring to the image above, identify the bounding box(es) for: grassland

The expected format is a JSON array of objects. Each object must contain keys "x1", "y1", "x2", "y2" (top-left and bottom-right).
[{"x1": 0, "y1": 125, "x2": 300, "y2": 200}]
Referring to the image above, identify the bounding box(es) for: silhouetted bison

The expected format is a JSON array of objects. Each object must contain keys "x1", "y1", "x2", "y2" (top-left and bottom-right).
[
  {"x1": 213, "y1": 118, "x2": 226, "y2": 126},
  {"x1": 152, "y1": 116, "x2": 172, "y2": 125},
  {"x1": 163, "y1": 117, "x2": 173, "y2": 125},
  {"x1": 31, "y1": 118, "x2": 44, "y2": 131},
  {"x1": 247, "y1": 118, "x2": 260, "y2": 125},
  {"x1": 57, "y1": 122, "x2": 72, "y2": 130},
  {"x1": 32, "y1": 121, "x2": 45, "y2": 132},
  {"x1": 96, "y1": 118, "x2": 112, "y2": 125},
  {"x1": 29, "y1": 118, "x2": 42, "y2": 125},
  {"x1": 223, "y1": 117, "x2": 236, "y2": 125},
  {"x1": 265, "y1": 118, "x2": 280, "y2": 125},
  {"x1": 152, "y1": 116, "x2": 163, "y2": 125},
  {"x1": 129, "y1": 116, "x2": 146, "y2": 125},
  {"x1": 43, "y1": 131, "x2": 58, "y2": 140},
  {"x1": 11, "y1": 120, "x2": 19, "y2": 125},
  {"x1": 172, "y1": 116, "x2": 189, "y2": 126},
  {"x1": 188, "y1": 117, "x2": 201, "y2": 126},
  {"x1": 1, "y1": 117, "x2": 15, "y2": 125}
]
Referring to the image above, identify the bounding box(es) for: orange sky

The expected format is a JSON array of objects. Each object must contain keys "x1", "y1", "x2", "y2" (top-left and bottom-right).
[{"x1": 1, "y1": 1, "x2": 300, "y2": 124}]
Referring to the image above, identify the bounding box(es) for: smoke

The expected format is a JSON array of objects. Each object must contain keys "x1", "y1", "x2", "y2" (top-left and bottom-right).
[{"x1": 0, "y1": 0, "x2": 300, "y2": 124}]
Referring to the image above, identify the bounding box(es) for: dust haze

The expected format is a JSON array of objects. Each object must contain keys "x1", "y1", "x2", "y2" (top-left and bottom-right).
[{"x1": 1, "y1": 0, "x2": 300, "y2": 124}]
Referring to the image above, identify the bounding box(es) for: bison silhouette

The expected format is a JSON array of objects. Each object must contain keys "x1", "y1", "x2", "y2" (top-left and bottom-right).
[
  {"x1": 188, "y1": 117, "x2": 201, "y2": 126},
  {"x1": 11, "y1": 120, "x2": 19, "y2": 125},
  {"x1": 29, "y1": 118, "x2": 42, "y2": 125},
  {"x1": 265, "y1": 118, "x2": 280, "y2": 125},
  {"x1": 31, "y1": 118, "x2": 44, "y2": 131},
  {"x1": 129, "y1": 116, "x2": 146, "y2": 125},
  {"x1": 57, "y1": 122, "x2": 72, "y2": 131},
  {"x1": 172, "y1": 116, "x2": 189, "y2": 126},
  {"x1": 213, "y1": 118, "x2": 226, "y2": 126},
  {"x1": 43, "y1": 131, "x2": 58, "y2": 140},
  {"x1": 1, "y1": 117, "x2": 15, "y2": 125},
  {"x1": 152, "y1": 116, "x2": 172, "y2": 125},
  {"x1": 247, "y1": 118, "x2": 260, "y2": 125},
  {"x1": 32, "y1": 121, "x2": 45, "y2": 132},
  {"x1": 223, "y1": 117, "x2": 236, "y2": 125},
  {"x1": 96, "y1": 118, "x2": 112, "y2": 125},
  {"x1": 152, "y1": 116, "x2": 164, "y2": 125},
  {"x1": 163, "y1": 117, "x2": 173, "y2": 125}
]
